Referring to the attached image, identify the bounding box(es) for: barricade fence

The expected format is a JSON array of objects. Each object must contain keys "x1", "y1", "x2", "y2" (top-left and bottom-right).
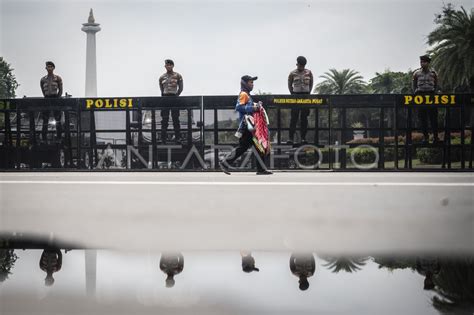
[{"x1": 0, "y1": 94, "x2": 472, "y2": 171}]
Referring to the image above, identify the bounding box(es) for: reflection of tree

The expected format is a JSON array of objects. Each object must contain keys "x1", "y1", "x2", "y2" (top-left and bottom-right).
[
  {"x1": 432, "y1": 257, "x2": 474, "y2": 314},
  {"x1": 0, "y1": 249, "x2": 18, "y2": 282},
  {"x1": 374, "y1": 256, "x2": 416, "y2": 271},
  {"x1": 374, "y1": 255, "x2": 474, "y2": 313},
  {"x1": 322, "y1": 256, "x2": 368, "y2": 273}
]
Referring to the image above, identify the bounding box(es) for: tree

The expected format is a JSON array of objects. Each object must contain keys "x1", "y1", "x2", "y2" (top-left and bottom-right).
[
  {"x1": 314, "y1": 69, "x2": 367, "y2": 95},
  {"x1": 0, "y1": 249, "x2": 18, "y2": 282},
  {"x1": 432, "y1": 257, "x2": 474, "y2": 314},
  {"x1": 369, "y1": 69, "x2": 413, "y2": 94},
  {"x1": 0, "y1": 57, "x2": 19, "y2": 98},
  {"x1": 427, "y1": 4, "x2": 474, "y2": 92},
  {"x1": 322, "y1": 256, "x2": 369, "y2": 273}
]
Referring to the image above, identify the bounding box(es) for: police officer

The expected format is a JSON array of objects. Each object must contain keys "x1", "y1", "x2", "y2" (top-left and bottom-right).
[
  {"x1": 289, "y1": 252, "x2": 315, "y2": 291},
  {"x1": 416, "y1": 256, "x2": 441, "y2": 290},
  {"x1": 39, "y1": 248, "x2": 62, "y2": 286},
  {"x1": 412, "y1": 55, "x2": 440, "y2": 144},
  {"x1": 288, "y1": 56, "x2": 314, "y2": 144},
  {"x1": 159, "y1": 252, "x2": 184, "y2": 288},
  {"x1": 159, "y1": 59, "x2": 184, "y2": 144},
  {"x1": 40, "y1": 61, "x2": 63, "y2": 142},
  {"x1": 241, "y1": 251, "x2": 260, "y2": 273}
]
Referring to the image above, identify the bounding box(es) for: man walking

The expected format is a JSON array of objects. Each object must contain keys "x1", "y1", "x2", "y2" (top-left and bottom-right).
[{"x1": 219, "y1": 75, "x2": 272, "y2": 175}]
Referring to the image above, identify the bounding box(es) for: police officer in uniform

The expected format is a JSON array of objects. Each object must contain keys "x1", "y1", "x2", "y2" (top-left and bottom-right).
[
  {"x1": 412, "y1": 55, "x2": 439, "y2": 144},
  {"x1": 287, "y1": 56, "x2": 314, "y2": 144},
  {"x1": 289, "y1": 252, "x2": 315, "y2": 291},
  {"x1": 40, "y1": 61, "x2": 63, "y2": 142},
  {"x1": 159, "y1": 59, "x2": 184, "y2": 144},
  {"x1": 159, "y1": 252, "x2": 184, "y2": 288},
  {"x1": 240, "y1": 251, "x2": 260, "y2": 273},
  {"x1": 39, "y1": 248, "x2": 62, "y2": 286}
]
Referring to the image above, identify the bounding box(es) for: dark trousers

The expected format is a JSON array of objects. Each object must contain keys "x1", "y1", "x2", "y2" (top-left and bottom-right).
[
  {"x1": 160, "y1": 94, "x2": 181, "y2": 142},
  {"x1": 415, "y1": 92, "x2": 439, "y2": 140},
  {"x1": 224, "y1": 129, "x2": 267, "y2": 172},
  {"x1": 417, "y1": 108, "x2": 439, "y2": 140},
  {"x1": 289, "y1": 108, "x2": 310, "y2": 141},
  {"x1": 41, "y1": 110, "x2": 62, "y2": 141},
  {"x1": 289, "y1": 92, "x2": 310, "y2": 141}
]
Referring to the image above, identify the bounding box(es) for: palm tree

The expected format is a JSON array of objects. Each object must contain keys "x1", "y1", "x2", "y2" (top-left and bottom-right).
[
  {"x1": 0, "y1": 249, "x2": 18, "y2": 282},
  {"x1": 369, "y1": 70, "x2": 412, "y2": 94},
  {"x1": 432, "y1": 257, "x2": 474, "y2": 314},
  {"x1": 322, "y1": 256, "x2": 369, "y2": 273},
  {"x1": 314, "y1": 69, "x2": 367, "y2": 94},
  {"x1": 427, "y1": 5, "x2": 474, "y2": 92}
]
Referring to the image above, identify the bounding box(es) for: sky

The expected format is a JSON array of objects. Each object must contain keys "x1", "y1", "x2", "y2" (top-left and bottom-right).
[{"x1": 1, "y1": 0, "x2": 473, "y2": 98}]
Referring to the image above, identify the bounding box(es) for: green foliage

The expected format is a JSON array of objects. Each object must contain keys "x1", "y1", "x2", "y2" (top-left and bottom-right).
[
  {"x1": 350, "y1": 121, "x2": 364, "y2": 128},
  {"x1": 428, "y1": 4, "x2": 474, "y2": 92},
  {"x1": 369, "y1": 69, "x2": 413, "y2": 94},
  {"x1": 349, "y1": 147, "x2": 377, "y2": 164},
  {"x1": 0, "y1": 249, "x2": 18, "y2": 282},
  {"x1": 314, "y1": 69, "x2": 368, "y2": 94},
  {"x1": 0, "y1": 57, "x2": 19, "y2": 98}
]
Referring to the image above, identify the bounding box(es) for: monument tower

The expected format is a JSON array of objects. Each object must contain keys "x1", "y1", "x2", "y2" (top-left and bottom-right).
[{"x1": 81, "y1": 9, "x2": 101, "y2": 97}]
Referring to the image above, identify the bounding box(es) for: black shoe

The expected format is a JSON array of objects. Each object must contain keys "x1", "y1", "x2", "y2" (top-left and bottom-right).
[
  {"x1": 256, "y1": 170, "x2": 273, "y2": 175},
  {"x1": 219, "y1": 162, "x2": 231, "y2": 175},
  {"x1": 286, "y1": 140, "x2": 294, "y2": 145}
]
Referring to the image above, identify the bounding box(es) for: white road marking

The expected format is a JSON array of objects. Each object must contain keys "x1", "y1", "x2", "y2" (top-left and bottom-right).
[{"x1": 0, "y1": 180, "x2": 473, "y2": 186}]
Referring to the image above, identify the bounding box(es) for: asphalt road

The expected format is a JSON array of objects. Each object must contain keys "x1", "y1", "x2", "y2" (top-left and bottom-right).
[{"x1": 1, "y1": 172, "x2": 473, "y2": 253}]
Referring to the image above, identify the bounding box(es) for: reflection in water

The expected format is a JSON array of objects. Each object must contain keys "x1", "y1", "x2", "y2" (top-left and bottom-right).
[
  {"x1": 375, "y1": 255, "x2": 474, "y2": 313},
  {"x1": 159, "y1": 252, "x2": 184, "y2": 288},
  {"x1": 39, "y1": 248, "x2": 62, "y2": 286},
  {"x1": 85, "y1": 250, "x2": 97, "y2": 296},
  {"x1": 432, "y1": 257, "x2": 474, "y2": 314},
  {"x1": 415, "y1": 257, "x2": 441, "y2": 290},
  {"x1": 0, "y1": 249, "x2": 18, "y2": 282},
  {"x1": 322, "y1": 256, "x2": 369, "y2": 273},
  {"x1": 240, "y1": 251, "x2": 259, "y2": 273},
  {"x1": 1, "y1": 235, "x2": 474, "y2": 314},
  {"x1": 289, "y1": 253, "x2": 315, "y2": 291}
]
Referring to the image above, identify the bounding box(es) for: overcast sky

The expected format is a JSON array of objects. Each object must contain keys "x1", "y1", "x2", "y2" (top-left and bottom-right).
[{"x1": 1, "y1": 0, "x2": 472, "y2": 98}]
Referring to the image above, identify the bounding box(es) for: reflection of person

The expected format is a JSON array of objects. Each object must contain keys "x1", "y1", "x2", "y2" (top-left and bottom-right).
[
  {"x1": 219, "y1": 75, "x2": 272, "y2": 175},
  {"x1": 40, "y1": 61, "x2": 63, "y2": 142},
  {"x1": 412, "y1": 55, "x2": 439, "y2": 144},
  {"x1": 416, "y1": 257, "x2": 440, "y2": 290},
  {"x1": 287, "y1": 56, "x2": 313, "y2": 144},
  {"x1": 289, "y1": 253, "x2": 315, "y2": 291},
  {"x1": 240, "y1": 251, "x2": 259, "y2": 273},
  {"x1": 159, "y1": 252, "x2": 184, "y2": 288},
  {"x1": 39, "y1": 248, "x2": 62, "y2": 286},
  {"x1": 159, "y1": 59, "x2": 184, "y2": 144}
]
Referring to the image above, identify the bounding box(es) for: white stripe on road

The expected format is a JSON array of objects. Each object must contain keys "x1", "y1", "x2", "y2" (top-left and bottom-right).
[{"x1": 0, "y1": 181, "x2": 473, "y2": 186}]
